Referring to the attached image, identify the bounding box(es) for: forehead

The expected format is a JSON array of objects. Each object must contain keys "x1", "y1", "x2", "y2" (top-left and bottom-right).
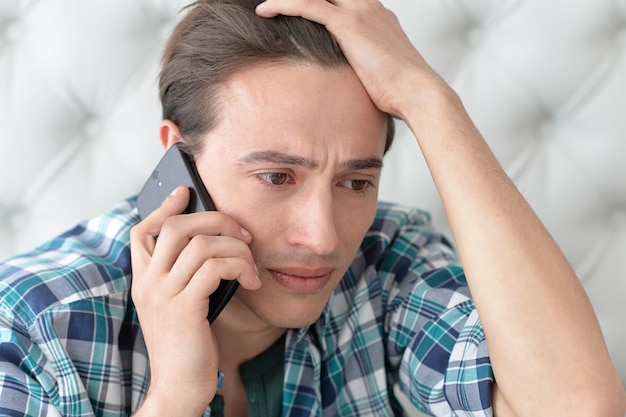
[{"x1": 206, "y1": 61, "x2": 388, "y2": 159}]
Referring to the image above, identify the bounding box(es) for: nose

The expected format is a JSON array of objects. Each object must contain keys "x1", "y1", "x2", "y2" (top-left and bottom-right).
[{"x1": 287, "y1": 188, "x2": 338, "y2": 256}]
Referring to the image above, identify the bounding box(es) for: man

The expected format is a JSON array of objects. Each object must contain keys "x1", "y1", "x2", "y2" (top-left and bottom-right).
[{"x1": 0, "y1": 0, "x2": 624, "y2": 416}]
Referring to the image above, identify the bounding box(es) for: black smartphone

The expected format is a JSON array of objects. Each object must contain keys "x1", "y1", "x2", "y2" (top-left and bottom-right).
[{"x1": 136, "y1": 143, "x2": 239, "y2": 324}]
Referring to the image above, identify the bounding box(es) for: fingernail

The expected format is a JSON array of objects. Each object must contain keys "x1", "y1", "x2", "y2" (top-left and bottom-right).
[
  {"x1": 169, "y1": 186, "x2": 180, "y2": 197},
  {"x1": 240, "y1": 226, "x2": 251, "y2": 237},
  {"x1": 256, "y1": 1, "x2": 266, "y2": 11}
]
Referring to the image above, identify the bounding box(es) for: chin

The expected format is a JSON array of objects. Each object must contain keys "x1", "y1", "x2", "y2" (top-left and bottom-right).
[
  {"x1": 235, "y1": 288, "x2": 329, "y2": 330},
  {"x1": 256, "y1": 302, "x2": 325, "y2": 329}
]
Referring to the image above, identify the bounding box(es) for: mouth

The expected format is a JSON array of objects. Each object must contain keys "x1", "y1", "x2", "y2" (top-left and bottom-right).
[{"x1": 267, "y1": 266, "x2": 335, "y2": 294}]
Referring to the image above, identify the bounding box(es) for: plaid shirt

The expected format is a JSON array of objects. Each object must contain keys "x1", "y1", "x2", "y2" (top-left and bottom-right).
[{"x1": 0, "y1": 199, "x2": 493, "y2": 417}]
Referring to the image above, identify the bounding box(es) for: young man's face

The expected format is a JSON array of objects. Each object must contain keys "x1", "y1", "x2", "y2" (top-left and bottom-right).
[{"x1": 194, "y1": 61, "x2": 388, "y2": 329}]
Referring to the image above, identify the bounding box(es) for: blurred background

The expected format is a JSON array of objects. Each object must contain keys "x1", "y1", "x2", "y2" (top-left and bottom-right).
[{"x1": 1, "y1": 0, "x2": 625, "y2": 413}]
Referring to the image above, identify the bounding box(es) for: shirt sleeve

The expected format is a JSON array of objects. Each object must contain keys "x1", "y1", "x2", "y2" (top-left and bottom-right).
[
  {"x1": 377, "y1": 210, "x2": 494, "y2": 416},
  {"x1": 397, "y1": 268, "x2": 493, "y2": 417},
  {"x1": 0, "y1": 307, "x2": 62, "y2": 417},
  {"x1": 0, "y1": 200, "x2": 142, "y2": 417}
]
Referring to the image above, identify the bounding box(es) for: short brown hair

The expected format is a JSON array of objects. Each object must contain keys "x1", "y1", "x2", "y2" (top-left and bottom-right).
[{"x1": 159, "y1": 0, "x2": 394, "y2": 155}]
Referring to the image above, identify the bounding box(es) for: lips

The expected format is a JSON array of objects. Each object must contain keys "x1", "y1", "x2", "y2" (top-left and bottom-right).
[{"x1": 268, "y1": 266, "x2": 335, "y2": 293}]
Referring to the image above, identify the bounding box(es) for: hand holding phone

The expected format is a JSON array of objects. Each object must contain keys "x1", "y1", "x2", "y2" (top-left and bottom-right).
[{"x1": 136, "y1": 143, "x2": 240, "y2": 323}]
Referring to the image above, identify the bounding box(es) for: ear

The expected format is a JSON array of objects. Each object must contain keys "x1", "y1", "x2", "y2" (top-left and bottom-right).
[{"x1": 159, "y1": 120, "x2": 183, "y2": 150}]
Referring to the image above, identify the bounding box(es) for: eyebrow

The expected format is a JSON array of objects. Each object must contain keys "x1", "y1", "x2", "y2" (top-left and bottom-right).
[{"x1": 237, "y1": 150, "x2": 383, "y2": 171}]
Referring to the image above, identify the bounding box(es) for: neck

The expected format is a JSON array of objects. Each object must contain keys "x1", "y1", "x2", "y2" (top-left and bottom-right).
[{"x1": 211, "y1": 297, "x2": 286, "y2": 369}]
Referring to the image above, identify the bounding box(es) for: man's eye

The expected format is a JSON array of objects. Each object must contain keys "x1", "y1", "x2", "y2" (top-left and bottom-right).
[
  {"x1": 259, "y1": 172, "x2": 290, "y2": 185},
  {"x1": 344, "y1": 179, "x2": 372, "y2": 192}
]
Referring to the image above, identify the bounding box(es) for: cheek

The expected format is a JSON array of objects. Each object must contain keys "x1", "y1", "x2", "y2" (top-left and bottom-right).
[
  {"x1": 336, "y1": 202, "x2": 378, "y2": 246},
  {"x1": 216, "y1": 190, "x2": 286, "y2": 247}
]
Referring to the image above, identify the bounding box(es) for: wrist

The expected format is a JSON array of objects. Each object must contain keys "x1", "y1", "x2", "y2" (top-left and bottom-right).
[
  {"x1": 134, "y1": 388, "x2": 213, "y2": 417},
  {"x1": 391, "y1": 68, "x2": 456, "y2": 116},
  {"x1": 396, "y1": 72, "x2": 470, "y2": 141}
]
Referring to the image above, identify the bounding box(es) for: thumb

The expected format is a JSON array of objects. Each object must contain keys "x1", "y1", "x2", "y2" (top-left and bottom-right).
[
  {"x1": 146, "y1": 186, "x2": 190, "y2": 231},
  {"x1": 131, "y1": 186, "x2": 190, "y2": 259}
]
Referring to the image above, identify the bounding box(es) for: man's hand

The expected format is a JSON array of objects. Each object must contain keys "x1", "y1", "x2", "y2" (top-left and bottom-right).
[
  {"x1": 256, "y1": 0, "x2": 443, "y2": 120},
  {"x1": 130, "y1": 186, "x2": 260, "y2": 416}
]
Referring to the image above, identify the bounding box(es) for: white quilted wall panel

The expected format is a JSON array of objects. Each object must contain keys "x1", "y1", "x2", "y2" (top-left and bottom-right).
[{"x1": 1, "y1": 0, "x2": 625, "y2": 412}]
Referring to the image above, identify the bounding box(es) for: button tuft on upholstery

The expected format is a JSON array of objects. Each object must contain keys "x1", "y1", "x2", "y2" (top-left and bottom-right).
[
  {"x1": 7, "y1": 208, "x2": 28, "y2": 231},
  {"x1": 3, "y1": 21, "x2": 23, "y2": 44},
  {"x1": 608, "y1": 208, "x2": 626, "y2": 229},
  {"x1": 616, "y1": 28, "x2": 626, "y2": 46},
  {"x1": 159, "y1": 21, "x2": 175, "y2": 42},
  {"x1": 465, "y1": 26, "x2": 483, "y2": 48},
  {"x1": 82, "y1": 117, "x2": 102, "y2": 139},
  {"x1": 538, "y1": 117, "x2": 556, "y2": 138}
]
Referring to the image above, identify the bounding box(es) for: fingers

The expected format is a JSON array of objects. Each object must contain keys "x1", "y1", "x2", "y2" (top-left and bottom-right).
[
  {"x1": 166, "y1": 232, "x2": 259, "y2": 296},
  {"x1": 256, "y1": 0, "x2": 336, "y2": 23},
  {"x1": 149, "y1": 209, "x2": 251, "y2": 276},
  {"x1": 184, "y1": 255, "x2": 256, "y2": 302},
  {"x1": 257, "y1": 0, "x2": 430, "y2": 118}
]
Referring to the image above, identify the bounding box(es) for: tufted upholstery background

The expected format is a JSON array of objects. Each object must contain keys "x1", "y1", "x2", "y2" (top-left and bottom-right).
[{"x1": 1, "y1": 0, "x2": 625, "y2": 412}]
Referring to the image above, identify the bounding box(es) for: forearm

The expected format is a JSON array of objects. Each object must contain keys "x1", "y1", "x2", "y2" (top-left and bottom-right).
[{"x1": 400, "y1": 78, "x2": 625, "y2": 416}]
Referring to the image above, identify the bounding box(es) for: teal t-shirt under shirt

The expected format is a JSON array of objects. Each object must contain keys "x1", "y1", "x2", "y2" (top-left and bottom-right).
[{"x1": 210, "y1": 335, "x2": 285, "y2": 417}]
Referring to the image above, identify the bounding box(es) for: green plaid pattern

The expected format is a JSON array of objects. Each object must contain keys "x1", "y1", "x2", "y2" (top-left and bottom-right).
[{"x1": 0, "y1": 199, "x2": 493, "y2": 416}]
